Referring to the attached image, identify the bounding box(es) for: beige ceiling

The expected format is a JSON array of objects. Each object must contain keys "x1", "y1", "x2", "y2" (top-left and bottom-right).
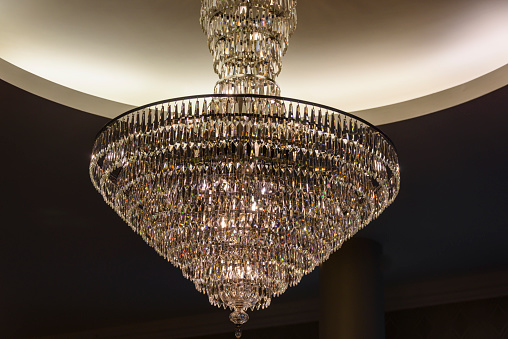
[{"x1": 1, "y1": 0, "x2": 507, "y2": 124}]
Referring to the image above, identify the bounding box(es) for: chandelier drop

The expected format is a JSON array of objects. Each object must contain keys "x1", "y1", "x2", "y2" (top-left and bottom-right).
[{"x1": 90, "y1": 0, "x2": 400, "y2": 337}]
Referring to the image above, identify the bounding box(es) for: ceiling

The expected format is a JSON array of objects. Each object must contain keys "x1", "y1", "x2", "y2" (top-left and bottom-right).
[
  {"x1": 1, "y1": 0, "x2": 507, "y2": 123},
  {"x1": 1, "y1": 0, "x2": 508, "y2": 338}
]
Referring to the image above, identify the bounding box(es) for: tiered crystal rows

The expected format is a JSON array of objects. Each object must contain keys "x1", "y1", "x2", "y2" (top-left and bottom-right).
[
  {"x1": 90, "y1": 95, "x2": 400, "y2": 321},
  {"x1": 201, "y1": 0, "x2": 297, "y2": 95},
  {"x1": 91, "y1": 0, "x2": 400, "y2": 336}
]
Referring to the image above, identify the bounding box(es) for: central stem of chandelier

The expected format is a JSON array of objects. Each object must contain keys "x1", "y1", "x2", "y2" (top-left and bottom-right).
[
  {"x1": 202, "y1": 0, "x2": 292, "y2": 96},
  {"x1": 90, "y1": 1, "x2": 400, "y2": 337}
]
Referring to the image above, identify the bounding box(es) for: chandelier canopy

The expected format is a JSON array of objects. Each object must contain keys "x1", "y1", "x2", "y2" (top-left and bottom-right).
[{"x1": 90, "y1": 0, "x2": 400, "y2": 337}]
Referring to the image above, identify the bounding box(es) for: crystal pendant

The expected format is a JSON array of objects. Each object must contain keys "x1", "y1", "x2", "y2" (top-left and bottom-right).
[{"x1": 235, "y1": 325, "x2": 243, "y2": 338}]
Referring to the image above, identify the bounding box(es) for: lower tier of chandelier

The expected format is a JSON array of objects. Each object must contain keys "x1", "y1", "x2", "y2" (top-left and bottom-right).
[{"x1": 90, "y1": 94, "x2": 399, "y2": 315}]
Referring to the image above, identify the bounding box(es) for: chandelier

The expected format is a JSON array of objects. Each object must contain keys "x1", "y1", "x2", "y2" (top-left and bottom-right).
[{"x1": 90, "y1": 0, "x2": 400, "y2": 337}]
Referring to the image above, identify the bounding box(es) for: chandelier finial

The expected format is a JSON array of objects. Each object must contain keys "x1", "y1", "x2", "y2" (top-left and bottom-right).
[{"x1": 235, "y1": 325, "x2": 243, "y2": 338}]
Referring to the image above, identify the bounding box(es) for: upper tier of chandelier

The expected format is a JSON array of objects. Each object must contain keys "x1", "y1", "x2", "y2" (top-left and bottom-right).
[
  {"x1": 201, "y1": 0, "x2": 297, "y2": 96},
  {"x1": 90, "y1": 0, "x2": 400, "y2": 335}
]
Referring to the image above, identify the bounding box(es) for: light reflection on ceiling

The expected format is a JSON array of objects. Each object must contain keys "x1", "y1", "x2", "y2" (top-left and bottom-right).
[{"x1": 0, "y1": 0, "x2": 507, "y2": 123}]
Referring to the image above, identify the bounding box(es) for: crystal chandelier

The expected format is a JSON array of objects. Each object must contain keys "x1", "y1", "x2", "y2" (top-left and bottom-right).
[{"x1": 90, "y1": 0, "x2": 400, "y2": 337}]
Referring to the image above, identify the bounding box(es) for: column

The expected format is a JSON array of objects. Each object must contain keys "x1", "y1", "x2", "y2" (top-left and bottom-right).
[{"x1": 319, "y1": 237, "x2": 385, "y2": 339}]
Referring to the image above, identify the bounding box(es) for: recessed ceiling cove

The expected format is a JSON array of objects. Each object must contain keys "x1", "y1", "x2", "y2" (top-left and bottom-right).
[{"x1": 1, "y1": 0, "x2": 507, "y2": 123}]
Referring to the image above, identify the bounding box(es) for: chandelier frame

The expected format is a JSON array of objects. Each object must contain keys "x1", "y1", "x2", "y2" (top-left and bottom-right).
[{"x1": 95, "y1": 93, "x2": 396, "y2": 146}]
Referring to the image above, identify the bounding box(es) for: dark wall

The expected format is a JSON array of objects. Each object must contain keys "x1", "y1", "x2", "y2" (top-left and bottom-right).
[
  {"x1": 386, "y1": 296, "x2": 508, "y2": 339},
  {"x1": 187, "y1": 295, "x2": 508, "y2": 339}
]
